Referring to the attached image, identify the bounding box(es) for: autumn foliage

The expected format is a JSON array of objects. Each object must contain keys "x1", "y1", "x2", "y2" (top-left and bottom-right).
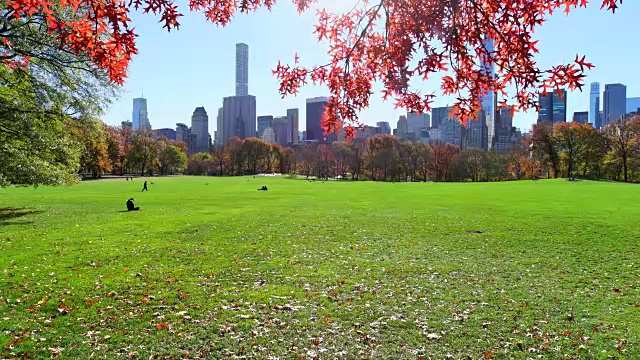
[{"x1": 2, "y1": 0, "x2": 624, "y2": 136}]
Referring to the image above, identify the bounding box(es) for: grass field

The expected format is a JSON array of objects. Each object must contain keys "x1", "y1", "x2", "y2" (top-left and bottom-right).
[{"x1": 1, "y1": 176, "x2": 639, "y2": 359}]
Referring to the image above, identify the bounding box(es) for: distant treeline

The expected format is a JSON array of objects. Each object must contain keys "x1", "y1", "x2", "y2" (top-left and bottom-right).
[{"x1": 92, "y1": 117, "x2": 640, "y2": 183}]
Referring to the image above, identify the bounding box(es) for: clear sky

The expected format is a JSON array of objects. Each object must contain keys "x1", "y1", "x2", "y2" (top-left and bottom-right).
[{"x1": 102, "y1": 1, "x2": 640, "y2": 134}]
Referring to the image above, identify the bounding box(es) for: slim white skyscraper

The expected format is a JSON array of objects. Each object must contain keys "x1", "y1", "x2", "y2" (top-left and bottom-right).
[
  {"x1": 589, "y1": 82, "x2": 600, "y2": 128},
  {"x1": 235, "y1": 43, "x2": 249, "y2": 96},
  {"x1": 132, "y1": 97, "x2": 150, "y2": 131}
]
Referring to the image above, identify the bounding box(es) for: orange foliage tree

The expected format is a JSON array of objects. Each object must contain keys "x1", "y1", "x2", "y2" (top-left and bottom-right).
[{"x1": 3, "y1": 0, "x2": 623, "y2": 136}]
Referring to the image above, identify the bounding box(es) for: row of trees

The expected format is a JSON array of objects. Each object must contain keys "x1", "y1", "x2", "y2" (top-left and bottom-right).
[
  {"x1": 190, "y1": 118, "x2": 640, "y2": 183},
  {"x1": 531, "y1": 118, "x2": 640, "y2": 182},
  {"x1": 74, "y1": 124, "x2": 188, "y2": 178},
  {"x1": 3, "y1": 114, "x2": 638, "y2": 186},
  {"x1": 199, "y1": 135, "x2": 523, "y2": 182}
]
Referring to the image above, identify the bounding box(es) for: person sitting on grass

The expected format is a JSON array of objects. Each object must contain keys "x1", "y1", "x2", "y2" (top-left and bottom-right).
[
  {"x1": 126, "y1": 198, "x2": 140, "y2": 211},
  {"x1": 258, "y1": 185, "x2": 268, "y2": 191}
]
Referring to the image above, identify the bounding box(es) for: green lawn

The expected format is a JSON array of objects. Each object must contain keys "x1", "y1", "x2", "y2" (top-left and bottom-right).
[{"x1": 1, "y1": 177, "x2": 638, "y2": 359}]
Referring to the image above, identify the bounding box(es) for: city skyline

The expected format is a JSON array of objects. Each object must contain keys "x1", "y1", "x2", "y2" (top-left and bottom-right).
[
  {"x1": 129, "y1": 80, "x2": 638, "y2": 145},
  {"x1": 102, "y1": 1, "x2": 640, "y2": 135}
]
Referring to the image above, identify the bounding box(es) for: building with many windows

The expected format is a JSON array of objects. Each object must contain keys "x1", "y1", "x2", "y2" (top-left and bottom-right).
[
  {"x1": 286, "y1": 108, "x2": 299, "y2": 144},
  {"x1": 272, "y1": 116, "x2": 288, "y2": 147},
  {"x1": 537, "y1": 89, "x2": 567, "y2": 123},
  {"x1": 191, "y1": 107, "x2": 210, "y2": 153},
  {"x1": 573, "y1": 111, "x2": 589, "y2": 124},
  {"x1": 306, "y1": 97, "x2": 329, "y2": 142},
  {"x1": 215, "y1": 107, "x2": 223, "y2": 147},
  {"x1": 222, "y1": 95, "x2": 256, "y2": 143},
  {"x1": 479, "y1": 37, "x2": 497, "y2": 148},
  {"x1": 395, "y1": 115, "x2": 409, "y2": 138},
  {"x1": 132, "y1": 97, "x2": 151, "y2": 131},
  {"x1": 376, "y1": 121, "x2": 391, "y2": 135},
  {"x1": 439, "y1": 113, "x2": 463, "y2": 147},
  {"x1": 603, "y1": 83, "x2": 626, "y2": 126},
  {"x1": 431, "y1": 107, "x2": 454, "y2": 130},
  {"x1": 257, "y1": 115, "x2": 273, "y2": 138},
  {"x1": 235, "y1": 43, "x2": 249, "y2": 96},
  {"x1": 154, "y1": 128, "x2": 176, "y2": 140},
  {"x1": 467, "y1": 110, "x2": 488, "y2": 149},
  {"x1": 590, "y1": 83, "x2": 600, "y2": 128},
  {"x1": 406, "y1": 112, "x2": 430, "y2": 135}
]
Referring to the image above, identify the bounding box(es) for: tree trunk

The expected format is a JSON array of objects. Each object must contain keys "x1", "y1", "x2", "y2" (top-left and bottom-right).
[{"x1": 623, "y1": 154, "x2": 628, "y2": 182}]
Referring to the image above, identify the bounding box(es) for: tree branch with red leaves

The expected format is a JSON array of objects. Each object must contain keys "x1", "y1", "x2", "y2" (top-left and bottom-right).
[{"x1": 4, "y1": 0, "x2": 624, "y2": 137}]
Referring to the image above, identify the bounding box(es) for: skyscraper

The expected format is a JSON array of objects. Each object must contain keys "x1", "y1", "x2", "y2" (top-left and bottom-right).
[
  {"x1": 306, "y1": 97, "x2": 328, "y2": 142},
  {"x1": 132, "y1": 97, "x2": 150, "y2": 131},
  {"x1": 191, "y1": 107, "x2": 209, "y2": 153},
  {"x1": 572, "y1": 111, "x2": 589, "y2": 124},
  {"x1": 537, "y1": 89, "x2": 567, "y2": 123},
  {"x1": 603, "y1": 83, "x2": 627, "y2": 126},
  {"x1": 176, "y1": 123, "x2": 189, "y2": 143},
  {"x1": 175, "y1": 123, "x2": 192, "y2": 154},
  {"x1": 479, "y1": 37, "x2": 496, "y2": 148},
  {"x1": 376, "y1": 121, "x2": 391, "y2": 135},
  {"x1": 467, "y1": 110, "x2": 488, "y2": 149},
  {"x1": 222, "y1": 95, "x2": 257, "y2": 143},
  {"x1": 440, "y1": 114, "x2": 463, "y2": 147},
  {"x1": 431, "y1": 107, "x2": 453, "y2": 130},
  {"x1": 257, "y1": 116, "x2": 273, "y2": 138},
  {"x1": 215, "y1": 107, "x2": 223, "y2": 146},
  {"x1": 396, "y1": 115, "x2": 408, "y2": 138},
  {"x1": 286, "y1": 108, "x2": 299, "y2": 144},
  {"x1": 235, "y1": 43, "x2": 249, "y2": 96},
  {"x1": 272, "y1": 116, "x2": 288, "y2": 147},
  {"x1": 406, "y1": 112, "x2": 430, "y2": 135},
  {"x1": 589, "y1": 82, "x2": 600, "y2": 128}
]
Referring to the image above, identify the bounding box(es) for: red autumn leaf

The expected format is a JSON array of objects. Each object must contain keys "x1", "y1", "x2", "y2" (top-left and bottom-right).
[
  {"x1": 155, "y1": 322, "x2": 168, "y2": 330},
  {"x1": 3, "y1": 0, "x2": 623, "y2": 135}
]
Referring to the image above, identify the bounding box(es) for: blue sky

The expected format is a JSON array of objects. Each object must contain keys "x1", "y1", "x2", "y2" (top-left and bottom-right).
[{"x1": 102, "y1": 1, "x2": 640, "y2": 133}]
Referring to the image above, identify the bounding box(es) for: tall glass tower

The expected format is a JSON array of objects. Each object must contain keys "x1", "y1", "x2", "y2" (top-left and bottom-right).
[
  {"x1": 132, "y1": 97, "x2": 150, "y2": 131},
  {"x1": 603, "y1": 83, "x2": 627, "y2": 126},
  {"x1": 235, "y1": 43, "x2": 249, "y2": 96},
  {"x1": 589, "y1": 82, "x2": 600, "y2": 128},
  {"x1": 479, "y1": 37, "x2": 496, "y2": 148}
]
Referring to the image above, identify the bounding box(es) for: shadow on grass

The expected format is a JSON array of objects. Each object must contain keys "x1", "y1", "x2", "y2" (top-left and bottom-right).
[{"x1": 0, "y1": 207, "x2": 43, "y2": 226}]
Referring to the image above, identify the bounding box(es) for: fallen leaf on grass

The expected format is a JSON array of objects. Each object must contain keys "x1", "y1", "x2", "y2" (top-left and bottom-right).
[
  {"x1": 48, "y1": 347, "x2": 63, "y2": 357},
  {"x1": 426, "y1": 333, "x2": 441, "y2": 340}
]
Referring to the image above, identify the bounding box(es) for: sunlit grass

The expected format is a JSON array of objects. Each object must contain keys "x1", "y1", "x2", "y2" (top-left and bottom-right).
[{"x1": 1, "y1": 177, "x2": 638, "y2": 358}]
